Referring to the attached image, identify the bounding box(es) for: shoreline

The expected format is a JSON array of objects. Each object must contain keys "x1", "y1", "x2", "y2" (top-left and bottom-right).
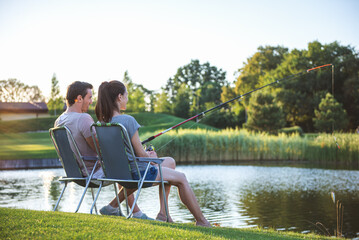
[
  {"x1": 0, "y1": 159, "x2": 62, "y2": 170},
  {"x1": 1, "y1": 158, "x2": 358, "y2": 171}
]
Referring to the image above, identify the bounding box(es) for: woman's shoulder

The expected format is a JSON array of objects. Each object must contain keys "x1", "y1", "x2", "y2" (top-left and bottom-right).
[
  {"x1": 111, "y1": 114, "x2": 137, "y2": 123},
  {"x1": 122, "y1": 114, "x2": 136, "y2": 120}
]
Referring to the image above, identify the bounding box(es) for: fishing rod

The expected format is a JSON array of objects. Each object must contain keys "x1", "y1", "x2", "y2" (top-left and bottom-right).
[{"x1": 141, "y1": 63, "x2": 333, "y2": 145}]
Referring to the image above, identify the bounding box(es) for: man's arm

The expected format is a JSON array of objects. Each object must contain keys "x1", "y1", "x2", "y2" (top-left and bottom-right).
[
  {"x1": 80, "y1": 114, "x2": 99, "y2": 153},
  {"x1": 85, "y1": 135, "x2": 99, "y2": 153}
]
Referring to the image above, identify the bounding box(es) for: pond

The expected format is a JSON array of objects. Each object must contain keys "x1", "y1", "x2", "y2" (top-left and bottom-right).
[{"x1": 0, "y1": 163, "x2": 358, "y2": 238}]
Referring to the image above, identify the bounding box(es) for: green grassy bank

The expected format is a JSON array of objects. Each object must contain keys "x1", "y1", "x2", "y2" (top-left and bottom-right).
[
  {"x1": 0, "y1": 112, "x2": 217, "y2": 134},
  {"x1": 0, "y1": 208, "x2": 336, "y2": 240},
  {"x1": 0, "y1": 113, "x2": 358, "y2": 163},
  {"x1": 0, "y1": 113, "x2": 216, "y2": 160}
]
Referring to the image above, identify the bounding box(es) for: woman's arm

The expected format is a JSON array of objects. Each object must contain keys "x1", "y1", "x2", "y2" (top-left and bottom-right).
[{"x1": 131, "y1": 130, "x2": 155, "y2": 157}]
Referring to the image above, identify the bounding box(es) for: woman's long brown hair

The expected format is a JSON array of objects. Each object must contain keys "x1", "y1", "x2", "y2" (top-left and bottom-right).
[{"x1": 95, "y1": 80, "x2": 126, "y2": 123}]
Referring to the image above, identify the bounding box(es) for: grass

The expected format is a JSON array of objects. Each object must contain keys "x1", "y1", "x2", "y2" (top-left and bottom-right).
[
  {"x1": 0, "y1": 208, "x2": 337, "y2": 240},
  {"x1": 0, "y1": 132, "x2": 57, "y2": 160}
]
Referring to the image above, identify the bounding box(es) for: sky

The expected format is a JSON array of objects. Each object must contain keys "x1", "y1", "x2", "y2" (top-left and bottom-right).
[{"x1": 0, "y1": 0, "x2": 358, "y2": 99}]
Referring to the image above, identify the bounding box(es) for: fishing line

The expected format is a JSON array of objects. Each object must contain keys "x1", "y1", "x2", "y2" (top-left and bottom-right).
[{"x1": 330, "y1": 65, "x2": 340, "y2": 149}]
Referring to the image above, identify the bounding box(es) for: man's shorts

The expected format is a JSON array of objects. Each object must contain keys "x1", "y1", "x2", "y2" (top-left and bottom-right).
[
  {"x1": 93, "y1": 167, "x2": 105, "y2": 178},
  {"x1": 91, "y1": 168, "x2": 111, "y2": 186}
]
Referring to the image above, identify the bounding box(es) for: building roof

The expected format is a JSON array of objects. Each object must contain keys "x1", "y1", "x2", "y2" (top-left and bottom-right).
[{"x1": 0, "y1": 102, "x2": 48, "y2": 113}]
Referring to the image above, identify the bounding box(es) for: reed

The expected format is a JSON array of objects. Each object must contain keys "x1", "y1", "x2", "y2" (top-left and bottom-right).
[{"x1": 148, "y1": 129, "x2": 359, "y2": 163}]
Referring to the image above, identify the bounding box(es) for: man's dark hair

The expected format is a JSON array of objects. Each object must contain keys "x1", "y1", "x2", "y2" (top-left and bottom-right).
[{"x1": 66, "y1": 81, "x2": 93, "y2": 106}]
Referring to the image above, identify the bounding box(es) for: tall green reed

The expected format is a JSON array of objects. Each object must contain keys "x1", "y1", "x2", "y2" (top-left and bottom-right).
[{"x1": 149, "y1": 128, "x2": 359, "y2": 163}]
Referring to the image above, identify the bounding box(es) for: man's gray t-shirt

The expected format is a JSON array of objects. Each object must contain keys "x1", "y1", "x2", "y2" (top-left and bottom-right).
[
  {"x1": 54, "y1": 112, "x2": 100, "y2": 176},
  {"x1": 110, "y1": 114, "x2": 147, "y2": 173}
]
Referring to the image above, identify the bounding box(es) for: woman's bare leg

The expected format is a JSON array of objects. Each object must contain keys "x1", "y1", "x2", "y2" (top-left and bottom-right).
[
  {"x1": 156, "y1": 157, "x2": 175, "y2": 222},
  {"x1": 156, "y1": 167, "x2": 210, "y2": 227}
]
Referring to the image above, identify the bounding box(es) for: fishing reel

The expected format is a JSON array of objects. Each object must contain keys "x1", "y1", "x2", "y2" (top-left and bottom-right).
[{"x1": 144, "y1": 144, "x2": 155, "y2": 152}]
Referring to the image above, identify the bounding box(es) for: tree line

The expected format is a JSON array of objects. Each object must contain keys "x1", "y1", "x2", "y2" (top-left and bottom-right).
[
  {"x1": 152, "y1": 41, "x2": 359, "y2": 133},
  {"x1": 1, "y1": 40, "x2": 358, "y2": 133}
]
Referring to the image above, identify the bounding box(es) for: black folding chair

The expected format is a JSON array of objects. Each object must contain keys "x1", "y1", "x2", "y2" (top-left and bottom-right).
[
  {"x1": 89, "y1": 123, "x2": 169, "y2": 221},
  {"x1": 49, "y1": 126, "x2": 100, "y2": 213}
]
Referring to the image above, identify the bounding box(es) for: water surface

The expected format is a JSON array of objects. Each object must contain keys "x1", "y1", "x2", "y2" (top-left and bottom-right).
[{"x1": 0, "y1": 164, "x2": 358, "y2": 238}]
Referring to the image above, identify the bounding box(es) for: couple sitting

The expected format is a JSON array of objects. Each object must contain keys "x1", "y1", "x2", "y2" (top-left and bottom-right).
[{"x1": 55, "y1": 80, "x2": 211, "y2": 227}]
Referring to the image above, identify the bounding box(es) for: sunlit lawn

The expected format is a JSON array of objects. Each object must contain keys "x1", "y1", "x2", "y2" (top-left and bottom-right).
[
  {"x1": 0, "y1": 208, "x2": 337, "y2": 240},
  {"x1": 0, "y1": 113, "x2": 216, "y2": 160},
  {"x1": 0, "y1": 132, "x2": 57, "y2": 160}
]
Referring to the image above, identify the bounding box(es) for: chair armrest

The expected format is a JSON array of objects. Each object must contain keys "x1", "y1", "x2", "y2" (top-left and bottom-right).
[
  {"x1": 136, "y1": 157, "x2": 165, "y2": 164},
  {"x1": 82, "y1": 156, "x2": 98, "y2": 161}
]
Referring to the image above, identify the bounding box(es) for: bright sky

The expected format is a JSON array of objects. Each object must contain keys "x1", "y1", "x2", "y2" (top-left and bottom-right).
[{"x1": 0, "y1": 0, "x2": 358, "y2": 99}]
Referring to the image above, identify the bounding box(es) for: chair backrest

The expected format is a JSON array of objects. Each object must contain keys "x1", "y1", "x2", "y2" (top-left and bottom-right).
[
  {"x1": 91, "y1": 123, "x2": 137, "y2": 181},
  {"x1": 49, "y1": 126, "x2": 84, "y2": 178}
]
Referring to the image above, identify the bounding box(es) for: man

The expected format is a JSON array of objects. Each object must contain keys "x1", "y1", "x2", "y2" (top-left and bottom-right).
[{"x1": 54, "y1": 81, "x2": 152, "y2": 219}]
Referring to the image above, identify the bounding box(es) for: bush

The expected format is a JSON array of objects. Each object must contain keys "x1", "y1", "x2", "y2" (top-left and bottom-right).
[
  {"x1": 314, "y1": 93, "x2": 349, "y2": 132},
  {"x1": 244, "y1": 91, "x2": 285, "y2": 134}
]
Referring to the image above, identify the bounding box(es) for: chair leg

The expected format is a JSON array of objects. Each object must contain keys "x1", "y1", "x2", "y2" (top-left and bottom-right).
[
  {"x1": 127, "y1": 187, "x2": 142, "y2": 219},
  {"x1": 90, "y1": 188, "x2": 98, "y2": 215},
  {"x1": 90, "y1": 182, "x2": 103, "y2": 214},
  {"x1": 127, "y1": 167, "x2": 149, "y2": 219},
  {"x1": 158, "y1": 165, "x2": 169, "y2": 222},
  {"x1": 75, "y1": 178, "x2": 93, "y2": 213},
  {"x1": 123, "y1": 188, "x2": 129, "y2": 216},
  {"x1": 54, "y1": 182, "x2": 67, "y2": 211},
  {"x1": 113, "y1": 183, "x2": 123, "y2": 216}
]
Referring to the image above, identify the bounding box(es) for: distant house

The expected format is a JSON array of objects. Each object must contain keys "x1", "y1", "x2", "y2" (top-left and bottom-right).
[{"x1": 0, "y1": 102, "x2": 50, "y2": 121}]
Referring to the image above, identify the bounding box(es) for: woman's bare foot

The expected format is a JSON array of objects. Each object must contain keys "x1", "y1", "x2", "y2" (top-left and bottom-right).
[
  {"x1": 196, "y1": 220, "x2": 212, "y2": 227},
  {"x1": 156, "y1": 213, "x2": 173, "y2": 222}
]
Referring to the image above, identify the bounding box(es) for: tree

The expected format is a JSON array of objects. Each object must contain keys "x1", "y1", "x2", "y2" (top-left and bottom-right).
[
  {"x1": 233, "y1": 41, "x2": 359, "y2": 132},
  {"x1": 123, "y1": 71, "x2": 134, "y2": 93},
  {"x1": 273, "y1": 41, "x2": 359, "y2": 131},
  {"x1": 47, "y1": 74, "x2": 63, "y2": 115},
  {"x1": 342, "y1": 72, "x2": 359, "y2": 129},
  {"x1": 172, "y1": 83, "x2": 190, "y2": 118},
  {"x1": 0, "y1": 78, "x2": 44, "y2": 102},
  {"x1": 153, "y1": 90, "x2": 171, "y2": 113},
  {"x1": 201, "y1": 84, "x2": 246, "y2": 128},
  {"x1": 314, "y1": 93, "x2": 348, "y2": 132},
  {"x1": 122, "y1": 71, "x2": 147, "y2": 112},
  {"x1": 235, "y1": 45, "x2": 288, "y2": 98},
  {"x1": 244, "y1": 91, "x2": 285, "y2": 133},
  {"x1": 164, "y1": 59, "x2": 228, "y2": 119},
  {"x1": 130, "y1": 88, "x2": 146, "y2": 112}
]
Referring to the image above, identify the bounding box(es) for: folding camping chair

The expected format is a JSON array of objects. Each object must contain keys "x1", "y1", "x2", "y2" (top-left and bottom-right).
[
  {"x1": 49, "y1": 126, "x2": 100, "y2": 213},
  {"x1": 89, "y1": 123, "x2": 169, "y2": 221}
]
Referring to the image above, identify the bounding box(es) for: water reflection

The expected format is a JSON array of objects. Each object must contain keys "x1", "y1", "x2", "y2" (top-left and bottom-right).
[{"x1": 0, "y1": 165, "x2": 358, "y2": 238}]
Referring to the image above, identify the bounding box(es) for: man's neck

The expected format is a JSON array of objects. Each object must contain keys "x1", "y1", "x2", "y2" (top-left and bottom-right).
[{"x1": 66, "y1": 105, "x2": 83, "y2": 113}]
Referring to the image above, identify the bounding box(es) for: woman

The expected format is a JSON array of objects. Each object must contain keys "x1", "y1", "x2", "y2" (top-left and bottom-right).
[{"x1": 95, "y1": 80, "x2": 211, "y2": 227}]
